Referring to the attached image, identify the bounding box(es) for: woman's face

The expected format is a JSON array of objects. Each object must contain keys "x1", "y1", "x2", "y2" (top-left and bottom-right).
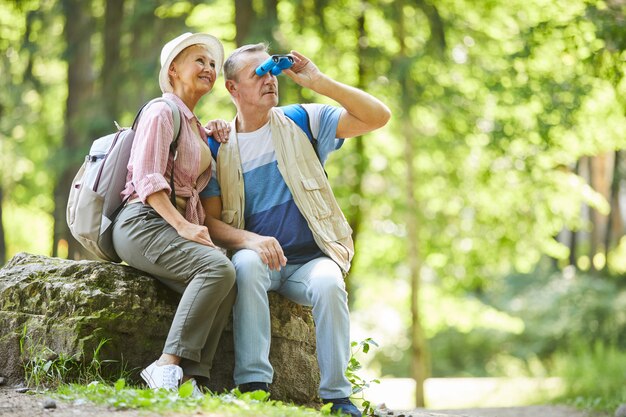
[{"x1": 170, "y1": 44, "x2": 217, "y2": 97}]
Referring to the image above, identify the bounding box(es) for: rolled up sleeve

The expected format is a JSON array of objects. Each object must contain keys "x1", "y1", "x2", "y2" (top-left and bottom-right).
[{"x1": 130, "y1": 103, "x2": 175, "y2": 203}]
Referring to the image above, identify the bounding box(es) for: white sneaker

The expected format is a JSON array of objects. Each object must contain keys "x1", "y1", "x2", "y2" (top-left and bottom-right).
[
  {"x1": 140, "y1": 361, "x2": 183, "y2": 390},
  {"x1": 188, "y1": 378, "x2": 204, "y2": 398}
]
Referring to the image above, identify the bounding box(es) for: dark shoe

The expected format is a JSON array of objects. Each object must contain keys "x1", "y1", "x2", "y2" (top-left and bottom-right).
[
  {"x1": 238, "y1": 381, "x2": 270, "y2": 394},
  {"x1": 322, "y1": 397, "x2": 362, "y2": 417}
]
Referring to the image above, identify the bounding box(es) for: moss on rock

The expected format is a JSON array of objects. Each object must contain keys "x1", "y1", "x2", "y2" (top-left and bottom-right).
[{"x1": 0, "y1": 253, "x2": 319, "y2": 403}]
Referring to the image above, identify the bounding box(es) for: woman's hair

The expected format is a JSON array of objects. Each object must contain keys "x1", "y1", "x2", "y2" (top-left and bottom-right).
[{"x1": 223, "y1": 43, "x2": 268, "y2": 81}]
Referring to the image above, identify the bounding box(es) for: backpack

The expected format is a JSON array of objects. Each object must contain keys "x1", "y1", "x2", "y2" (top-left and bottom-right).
[{"x1": 66, "y1": 98, "x2": 181, "y2": 262}]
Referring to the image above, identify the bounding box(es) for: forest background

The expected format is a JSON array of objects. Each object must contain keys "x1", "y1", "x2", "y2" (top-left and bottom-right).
[{"x1": 1, "y1": 0, "x2": 626, "y2": 411}]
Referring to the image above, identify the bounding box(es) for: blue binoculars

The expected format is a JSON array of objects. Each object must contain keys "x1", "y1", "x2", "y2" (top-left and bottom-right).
[{"x1": 255, "y1": 55, "x2": 295, "y2": 76}]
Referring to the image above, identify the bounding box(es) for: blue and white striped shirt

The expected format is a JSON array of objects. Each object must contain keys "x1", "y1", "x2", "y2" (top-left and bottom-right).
[{"x1": 201, "y1": 104, "x2": 344, "y2": 264}]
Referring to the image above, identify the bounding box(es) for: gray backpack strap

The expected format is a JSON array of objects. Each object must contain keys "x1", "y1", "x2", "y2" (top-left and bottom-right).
[{"x1": 160, "y1": 98, "x2": 182, "y2": 150}]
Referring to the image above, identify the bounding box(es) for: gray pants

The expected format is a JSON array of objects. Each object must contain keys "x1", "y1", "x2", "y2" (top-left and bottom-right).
[{"x1": 112, "y1": 203, "x2": 236, "y2": 378}]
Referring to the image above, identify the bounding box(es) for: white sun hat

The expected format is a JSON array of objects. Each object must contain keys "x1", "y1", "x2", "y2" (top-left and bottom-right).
[{"x1": 159, "y1": 32, "x2": 225, "y2": 93}]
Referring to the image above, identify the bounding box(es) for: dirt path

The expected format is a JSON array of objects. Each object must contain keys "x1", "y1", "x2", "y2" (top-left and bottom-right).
[
  {"x1": 0, "y1": 386, "x2": 610, "y2": 417},
  {"x1": 0, "y1": 387, "x2": 147, "y2": 417},
  {"x1": 406, "y1": 405, "x2": 609, "y2": 417}
]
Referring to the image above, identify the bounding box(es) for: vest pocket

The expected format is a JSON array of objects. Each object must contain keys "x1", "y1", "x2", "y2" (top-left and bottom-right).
[
  {"x1": 301, "y1": 176, "x2": 331, "y2": 219},
  {"x1": 313, "y1": 216, "x2": 353, "y2": 242}
]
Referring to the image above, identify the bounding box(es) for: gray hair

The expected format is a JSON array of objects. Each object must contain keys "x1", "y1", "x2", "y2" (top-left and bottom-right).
[{"x1": 224, "y1": 43, "x2": 269, "y2": 81}]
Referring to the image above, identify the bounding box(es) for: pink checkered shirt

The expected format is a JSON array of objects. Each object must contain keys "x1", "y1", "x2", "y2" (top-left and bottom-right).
[{"x1": 121, "y1": 93, "x2": 211, "y2": 225}]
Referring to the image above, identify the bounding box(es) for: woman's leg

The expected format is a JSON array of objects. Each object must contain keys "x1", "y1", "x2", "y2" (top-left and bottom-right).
[{"x1": 113, "y1": 204, "x2": 236, "y2": 380}]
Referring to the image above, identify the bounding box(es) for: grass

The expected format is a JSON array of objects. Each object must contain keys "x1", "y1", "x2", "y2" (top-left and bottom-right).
[
  {"x1": 19, "y1": 335, "x2": 379, "y2": 416},
  {"x1": 552, "y1": 341, "x2": 626, "y2": 413},
  {"x1": 55, "y1": 380, "x2": 336, "y2": 417},
  {"x1": 20, "y1": 328, "x2": 131, "y2": 390}
]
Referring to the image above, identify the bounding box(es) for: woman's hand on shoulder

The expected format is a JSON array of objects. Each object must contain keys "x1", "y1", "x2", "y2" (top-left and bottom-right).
[{"x1": 205, "y1": 119, "x2": 231, "y2": 143}]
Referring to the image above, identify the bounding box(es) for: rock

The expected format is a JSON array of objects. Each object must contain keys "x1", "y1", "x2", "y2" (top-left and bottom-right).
[
  {"x1": 0, "y1": 253, "x2": 319, "y2": 404},
  {"x1": 42, "y1": 398, "x2": 56, "y2": 409},
  {"x1": 14, "y1": 387, "x2": 29, "y2": 393},
  {"x1": 615, "y1": 404, "x2": 626, "y2": 417},
  {"x1": 0, "y1": 377, "x2": 5, "y2": 386}
]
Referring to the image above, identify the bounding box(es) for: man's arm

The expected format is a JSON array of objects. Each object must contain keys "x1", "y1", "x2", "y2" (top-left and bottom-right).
[
  {"x1": 284, "y1": 50, "x2": 391, "y2": 139},
  {"x1": 201, "y1": 196, "x2": 287, "y2": 270}
]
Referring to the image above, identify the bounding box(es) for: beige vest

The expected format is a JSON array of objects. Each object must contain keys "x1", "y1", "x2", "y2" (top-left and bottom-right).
[{"x1": 216, "y1": 108, "x2": 354, "y2": 273}]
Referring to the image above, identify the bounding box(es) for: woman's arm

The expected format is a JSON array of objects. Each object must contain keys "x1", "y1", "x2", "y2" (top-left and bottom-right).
[{"x1": 148, "y1": 190, "x2": 216, "y2": 247}]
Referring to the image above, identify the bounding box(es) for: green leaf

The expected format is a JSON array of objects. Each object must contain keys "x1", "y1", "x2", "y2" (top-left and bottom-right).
[
  {"x1": 178, "y1": 380, "x2": 194, "y2": 398},
  {"x1": 248, "y1": 389, "x2": 270, "y2": 401},
  {"x1": 320, "y1": 402, "x2": 334, "y2": 414},
  {"x1": 114, "y1": 378, "x2": 125, "y2": 391}
]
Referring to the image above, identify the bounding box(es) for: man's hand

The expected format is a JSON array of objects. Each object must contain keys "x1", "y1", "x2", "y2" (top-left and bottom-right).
[
  {"x1": 283, "y1": 50, "x2": 391, "y2": 138},
  {"x1": 245, "y1": 234, "x2": 287, "y2": 271},
  {"x1": 205, "y1": 119, "x2": 231, "y2": 143},
  {"x1": 176, "y1": 222, "x2": 217, "y2": 247},
  {"x1": 282, "y1": 51, "x2": 323, "y2": 89}
]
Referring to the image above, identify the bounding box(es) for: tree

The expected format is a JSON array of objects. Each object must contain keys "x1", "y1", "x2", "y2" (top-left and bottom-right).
[
  {"x1": 54, "y1": 0, "x2": 96, "y2": 259},
  {"x1": 0, "y1": 187, "x2": 4, "y2": 265}
]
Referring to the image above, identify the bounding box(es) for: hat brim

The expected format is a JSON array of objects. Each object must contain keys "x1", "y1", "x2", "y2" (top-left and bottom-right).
[{"x1": 159, "y1": 33, "x2": 224, "y2": 94}]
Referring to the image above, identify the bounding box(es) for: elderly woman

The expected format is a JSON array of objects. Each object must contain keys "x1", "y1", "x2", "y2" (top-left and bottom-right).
[{"x1": 112, "y1": 33, "x2": 234, "y2": 394}]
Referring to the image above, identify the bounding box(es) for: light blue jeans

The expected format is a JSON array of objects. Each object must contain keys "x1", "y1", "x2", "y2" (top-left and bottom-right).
[{"x1": 232, "y1": 249, "x2": 352, "y2": 399}]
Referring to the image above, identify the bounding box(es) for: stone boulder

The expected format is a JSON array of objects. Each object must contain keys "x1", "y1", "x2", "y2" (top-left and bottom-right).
[{"x1": 0, "y1": 253, "x2": 320, "y2": 403}]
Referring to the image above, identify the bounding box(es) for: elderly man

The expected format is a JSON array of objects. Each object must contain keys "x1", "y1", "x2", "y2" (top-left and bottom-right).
[{"x1": 201, "y1": 44, "x2": 390, "y2": 417}]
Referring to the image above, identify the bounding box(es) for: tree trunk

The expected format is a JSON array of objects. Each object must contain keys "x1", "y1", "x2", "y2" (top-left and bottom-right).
[
  {"x1": 405, "y1": 116, "x2": 428, "y2": 407},
  {"x1": 605, "y1": 150, "x2": 621, "y2": 267},
  {"x1": 128, "y1": 1, "x2": 177, "y2": 106},
  {"x1": 393, "y1": 0, "x2": 436, "y2": 407},
  {"x1": 587, "y1": 156, "x2": 598, "y2": 271},
  {"x1": 234, "y1": 0, "x2": 254, "y2": 46},
  {"x1": 588, "y1": 153, "x2": 611, "y2": 271},
  {"x1": 416, "y1": 0, "x2": 446, "y2": 55},
  {"x1": 0, "y1": 186, "x2": 5, "y2": 266},
  {"x1": 54, "y1": 0, "x2": 94, "y2": 259},
  {"x1": 103, "y1": 0, "x2": 124, "y2": 120},
  {"x1": 569, "y1": 160, "x2": 580, "y2": 266},
  {"x1": 343, "y1": 5, "x2": 369, "y2": 297}
]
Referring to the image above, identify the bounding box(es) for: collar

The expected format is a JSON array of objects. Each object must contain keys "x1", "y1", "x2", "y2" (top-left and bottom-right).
[{"x1": 162, "y1": 92, "x2": 197, "y2": 122}]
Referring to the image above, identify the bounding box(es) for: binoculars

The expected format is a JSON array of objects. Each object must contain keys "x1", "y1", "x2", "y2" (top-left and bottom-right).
[{"x1": 255, "y1": 55, "x2": 295, "y2": 76}]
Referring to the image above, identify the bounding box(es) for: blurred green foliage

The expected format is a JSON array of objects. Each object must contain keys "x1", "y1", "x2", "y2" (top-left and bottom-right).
[
  {"x1": 2, "y1": 0, "x2": 626, "y2": 408},
  {"x1": 553, "y1": 342, "x2": 626, "y2": 411}
]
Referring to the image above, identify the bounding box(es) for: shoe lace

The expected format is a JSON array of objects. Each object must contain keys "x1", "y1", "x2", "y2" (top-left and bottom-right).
[{"x1": 161, "y1": 366, "x2": 182, "y2": 389}]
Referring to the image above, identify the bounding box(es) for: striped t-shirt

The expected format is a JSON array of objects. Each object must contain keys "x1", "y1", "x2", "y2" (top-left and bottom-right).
[{"x1": 201, "y1": 104, "x2": 344, "y2": 264}]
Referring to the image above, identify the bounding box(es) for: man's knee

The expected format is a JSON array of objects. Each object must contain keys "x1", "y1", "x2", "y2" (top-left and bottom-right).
[
  {"x1": 232, "y1": 249, "x2": 269, "y2": 288},
  {"x1": 309, "y1": 273, "x2": 346, "y2": 298}
]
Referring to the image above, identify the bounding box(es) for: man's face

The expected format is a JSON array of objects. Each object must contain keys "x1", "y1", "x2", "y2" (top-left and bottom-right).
[{"x1": 229, "y1": 51, "x2": 279, "y2": 111}]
